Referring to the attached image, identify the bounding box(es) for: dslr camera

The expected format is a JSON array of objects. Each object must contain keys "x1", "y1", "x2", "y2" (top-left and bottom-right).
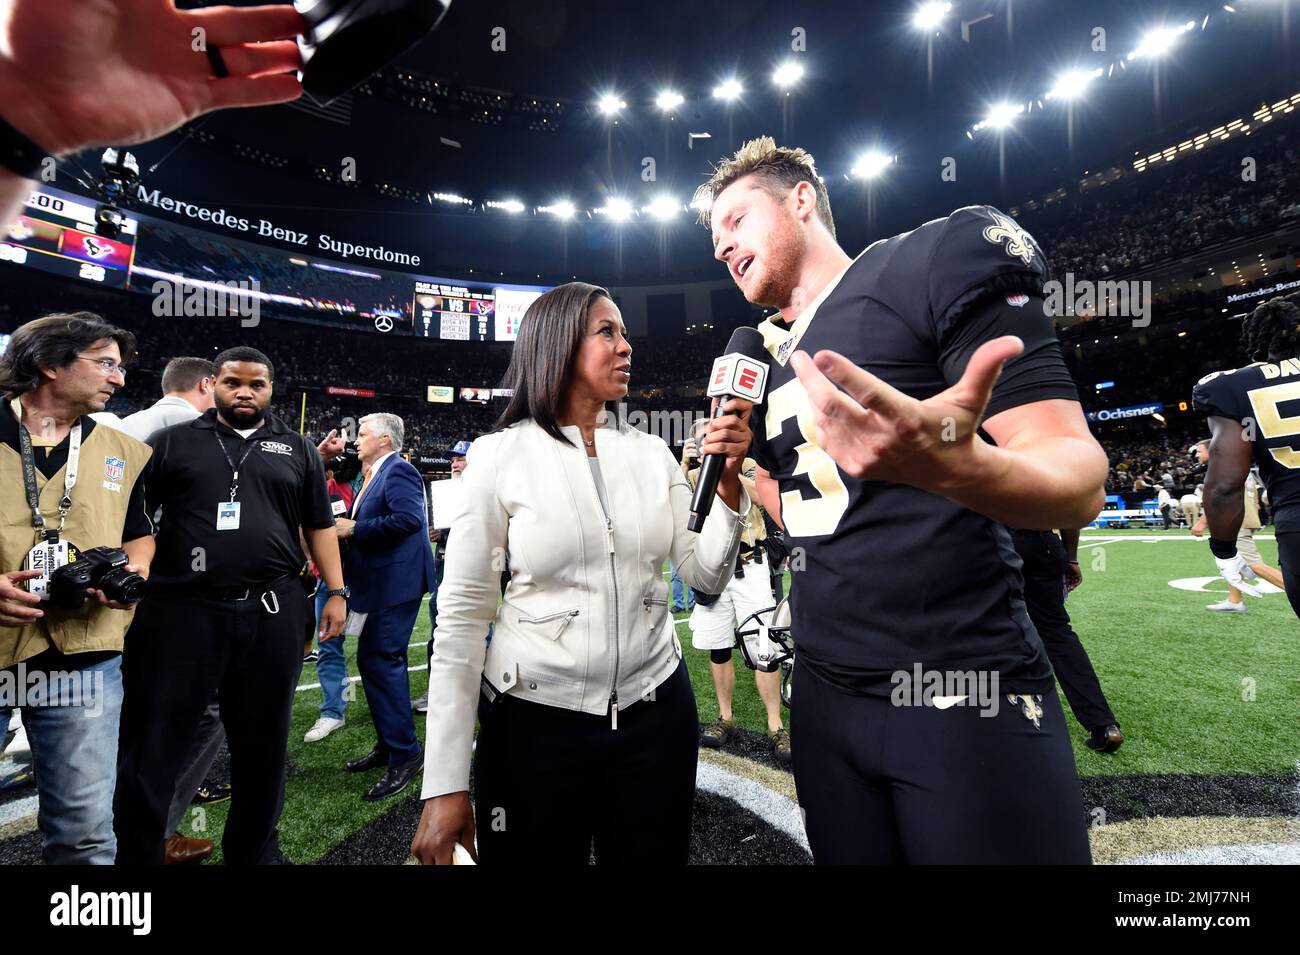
[{"x1": 38, "y1": 545, "x2": 147, "y2": 611}]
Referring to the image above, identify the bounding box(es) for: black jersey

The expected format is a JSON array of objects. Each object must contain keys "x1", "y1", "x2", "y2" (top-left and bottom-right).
[
  {"x1": 1192, "y1": 357, "x2": 1300, "y2": 531},
  {"x1": 750, "y1": 205, "x2": 1079, "y2": 693}
]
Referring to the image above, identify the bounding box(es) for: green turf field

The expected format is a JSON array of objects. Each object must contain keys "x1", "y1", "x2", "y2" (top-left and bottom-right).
[{"x1": 179, "y1": 531, "x2": 1298, "y2": 863}]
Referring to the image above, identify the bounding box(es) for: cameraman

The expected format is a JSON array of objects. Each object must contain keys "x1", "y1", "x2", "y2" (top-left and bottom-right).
[{"x1": 0, "y1": 313, "x2": 154, "y2": 865}]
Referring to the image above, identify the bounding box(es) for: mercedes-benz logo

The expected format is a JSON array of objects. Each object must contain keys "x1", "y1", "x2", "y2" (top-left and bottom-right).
[{"x1": 374, "y1": 315, "x2": 394, "y2": 333}]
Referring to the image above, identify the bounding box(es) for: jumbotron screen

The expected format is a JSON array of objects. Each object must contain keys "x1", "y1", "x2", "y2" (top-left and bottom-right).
[
  {"x1": 2, "y1": 189, "x2": 137, "y2": 289},
  {"x1": 0, "y1": 186, "x2": 548, "y2": 342}
]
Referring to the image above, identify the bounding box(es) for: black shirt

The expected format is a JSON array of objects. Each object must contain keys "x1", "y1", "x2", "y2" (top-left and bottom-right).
[
  {"x1": 145, "y1": 409, "x2": 334, "y2": 588},
  {"x1": 1193, "y1": 357, "x2": 1300, "y2": 531},
  {"x1": 750, "y1": 205, "x2": 1078, "y2": 695},
  {"x1": 0, "y1": 411, "x2": 153, "y2": 542}
]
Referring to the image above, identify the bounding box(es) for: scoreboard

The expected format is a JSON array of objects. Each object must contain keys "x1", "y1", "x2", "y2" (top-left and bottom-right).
[
  {"x1": 413, "y1": 281, "x2": 494, "y2": 341},
  {"x1": 2, "y1": 190, "x2": 135, "y2": 289},
  {"x1": 2, "y1": 187, "x2": 548, "y2": 341}
]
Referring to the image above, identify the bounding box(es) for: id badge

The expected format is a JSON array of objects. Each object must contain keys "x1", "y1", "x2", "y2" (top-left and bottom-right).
[
  {"x1": 24, "y1": 539, "x2": 70, "y2": 601},
  {"x1": 216, "y1": 501, "x2": 242, "y2": 531}
]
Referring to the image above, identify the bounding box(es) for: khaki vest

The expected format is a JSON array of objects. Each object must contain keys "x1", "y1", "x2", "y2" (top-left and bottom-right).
[
  {"x1": 687, "y1": 457, "x2": 767, "y2": 548},
  {"x1": 0, "y1": 419, "x2": 152, "y2": 669}
]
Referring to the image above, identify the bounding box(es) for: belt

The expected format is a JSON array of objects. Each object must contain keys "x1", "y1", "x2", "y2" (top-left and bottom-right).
[{"x1": 160, "y1": 573, "x2": 299, "y2": 602}]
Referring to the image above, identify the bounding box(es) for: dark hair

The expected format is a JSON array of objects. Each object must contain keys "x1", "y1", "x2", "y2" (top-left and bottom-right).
[
  {"x1": 212, "y1": 346, "x2": 274, "y2": 381},
  {"x1": 1242, "y1": 298, "x2": 1300, "y2": 362},
  {"x1": 494, "y1": 282, "x2": 612, "y2": 446},
  {"x1": 160, "y1": 356, "x2": 215, "y2": 395},
  {"x1": 0, "y1": 312, "x2": 137, "y2": 398}
]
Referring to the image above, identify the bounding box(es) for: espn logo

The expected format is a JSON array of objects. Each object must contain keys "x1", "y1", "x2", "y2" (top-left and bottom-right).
[{"x1": 706, "y1": 354, "x2": 768, "y2": 402}]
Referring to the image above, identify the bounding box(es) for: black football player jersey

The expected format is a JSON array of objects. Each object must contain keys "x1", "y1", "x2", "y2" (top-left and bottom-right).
[
  {"x1": 1193, "y1": 358, "x2": 1300, "y2": 530},
  {"x1": 750, "y1": 205, "x2": 1079, "y2": 693}
]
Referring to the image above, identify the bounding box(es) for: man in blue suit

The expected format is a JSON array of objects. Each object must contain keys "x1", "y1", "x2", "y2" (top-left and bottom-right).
[{"x1": 333, "y1": 413, "x2": 436, "y2": 800}]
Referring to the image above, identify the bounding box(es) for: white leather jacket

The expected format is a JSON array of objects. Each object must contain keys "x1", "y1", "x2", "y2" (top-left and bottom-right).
[{"x1": 420, "y1": 419, "x2": 748, "y2": 798}]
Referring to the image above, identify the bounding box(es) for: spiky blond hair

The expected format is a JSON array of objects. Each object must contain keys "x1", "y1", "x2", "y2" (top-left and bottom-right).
[{"x1": 692, "y1": 136, "x2": 835, "y2": 238}]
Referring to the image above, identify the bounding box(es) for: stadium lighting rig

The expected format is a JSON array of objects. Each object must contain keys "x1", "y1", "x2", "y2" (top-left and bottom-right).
[
  {"x1": 643, "y1": 196, "x2": 682, "y2": 220},
  {"x1": 712, "y1": 78, "x2": 744, "y2": 101},
  {"x1": 484, "y1": 199, "x2": 525, "y2": 214},
  {"x1": 772, "y1": 60, "x2": 804, "y2": 89},
  {"x1": 655, "y1": 90, "x2": 685, "y2": 112},
  {"x1": 1128, "y1": 21, "x2": 1197, "y2": 60},
  {"x1": 1046, "y1": 68, "x2": 1103, "y2": 102},
  {"x1": 596, "y1": 198, "x2": 634, "y2": 222},
  {"x1": 912, "y1": 2, "x2": 952, "y2": 32},
  {"x1": 850, "y1": 151, "x2": 895, "y2": 180},
  {"x1": 597, "y1": 93, "x2": 626, "y2": 116},
  {"x1": 538, "y1": 201, "x2": 577, "y2": 219}
]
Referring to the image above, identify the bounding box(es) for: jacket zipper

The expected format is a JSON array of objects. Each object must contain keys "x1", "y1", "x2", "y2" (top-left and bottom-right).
[{"x1": 605, "y1": 515, "x2": 619, "y2": 730}]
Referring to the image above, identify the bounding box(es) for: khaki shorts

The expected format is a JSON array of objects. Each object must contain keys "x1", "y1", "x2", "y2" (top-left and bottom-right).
[
  {"x1": 688, "y1": 560, "x2": 774, "y2": 651},
  {"x1": 1237, "y1": 526, "x2": 1262, "y2": 565}
]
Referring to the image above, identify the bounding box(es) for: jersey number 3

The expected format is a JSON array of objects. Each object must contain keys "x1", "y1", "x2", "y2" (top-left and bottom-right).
[
  {"x1": 1247, "y1": 381, "x2": 1300, "y2": 469},
  {"x1": 766, "y1": 378, "x2": 851, "y2": 537}
]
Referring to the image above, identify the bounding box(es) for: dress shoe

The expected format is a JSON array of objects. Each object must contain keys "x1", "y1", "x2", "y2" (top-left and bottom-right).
[
  {"x1": 1085, "y1": 724, "x2": 1124, "y2": 754},
  {"x1": 164, "y1": 832, "x2": 214, "y2": 865},
  {"x1": 363, "y1": 753, "x2": 423, "y2": 801},
  {"x1": 346, "y1": 746, "x2": 387, "y2": 772},
  {"x1": 191, "y1": 782, "x2": 231, "y2": 805}
]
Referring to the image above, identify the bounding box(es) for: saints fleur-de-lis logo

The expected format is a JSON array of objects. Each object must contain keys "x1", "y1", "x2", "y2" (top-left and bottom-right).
[
  {"x1": 1006, "y1": 693, "x2": 1044, "y2": 728},
  {"x1": 982, "y1": 210, "x2": 1038, "y2": 267}
]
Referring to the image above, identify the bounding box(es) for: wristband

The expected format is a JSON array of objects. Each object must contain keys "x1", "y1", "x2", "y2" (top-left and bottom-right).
[
  {"x1": 0, "y1": 115, "x2": 50, "y2": 178},
  {"x1": 1208, "y1": 537, "x2": 1238, "y2": 560},
  {"x1": 1065, "y1": 560, "x2": 1079, "y2": 565}
]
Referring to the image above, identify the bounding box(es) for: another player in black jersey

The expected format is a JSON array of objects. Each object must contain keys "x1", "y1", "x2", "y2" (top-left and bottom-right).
[
  {"x1": 1192, "y1": 297, "x2": 1300, "y2": 618},
  {"x1": 695, "y1": 137, "x2": 1107, "y2": 864}
]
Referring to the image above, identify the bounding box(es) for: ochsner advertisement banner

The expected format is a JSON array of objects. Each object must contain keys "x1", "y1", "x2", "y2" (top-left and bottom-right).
[{"x1": 1087, "y1": 402, "x2": 1164, "y2": 423}]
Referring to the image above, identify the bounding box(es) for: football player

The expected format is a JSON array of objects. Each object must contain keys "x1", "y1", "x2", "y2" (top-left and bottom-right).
[
  {"x1": 1192, "y1": 297, "x2": 1300, "y2": 618},
  {"x1": 695, "y1": 137, "x2": 1107, "y2": 864}
]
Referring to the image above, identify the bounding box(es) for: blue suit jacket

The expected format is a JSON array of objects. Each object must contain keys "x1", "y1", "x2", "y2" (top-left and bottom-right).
[{"x1": 345, "y1": 455, "x2": 437, "y2": 614}]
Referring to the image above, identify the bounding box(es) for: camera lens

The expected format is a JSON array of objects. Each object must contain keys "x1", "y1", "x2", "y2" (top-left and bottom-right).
[{"x1": 97, "y1": 568, "x2": 146, "y2": 605}]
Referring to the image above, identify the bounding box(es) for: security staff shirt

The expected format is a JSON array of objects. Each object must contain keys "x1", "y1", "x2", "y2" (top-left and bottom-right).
[{"x1": 144, "y1": 409, "x2": 335, "y2": 588}]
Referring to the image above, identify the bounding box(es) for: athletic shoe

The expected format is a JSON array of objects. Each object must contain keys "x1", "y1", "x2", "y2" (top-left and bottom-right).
[
  {"x1": 411, "y1": 695, "x2": 428, "y2": 713},
  {"x1": 769, "y1": 727, "x2": 793, "y2": 765},
  {"x1": 1084, "y1": 724, "x2": 1124, "y2": 754},
  {"x1": 1206, "y1": 600, "x2": 1247, "y2": 614},
  {"x1": 192, "y1": 783, "x2": 232, "y2": 806},
  {"x1": 699, "y1": 716, "x2": 735, "y2": 749},
  {"x1": 304, "y1": 716, "x2": 345, "y2": 742},
  {"x1": 303, "y1": 650, "x2": 319, "y2": 664}
]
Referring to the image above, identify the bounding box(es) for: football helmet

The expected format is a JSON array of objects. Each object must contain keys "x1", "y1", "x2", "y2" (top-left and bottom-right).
[{"x1": 735, "y1": 597, "x2": 795, "y2": 707}]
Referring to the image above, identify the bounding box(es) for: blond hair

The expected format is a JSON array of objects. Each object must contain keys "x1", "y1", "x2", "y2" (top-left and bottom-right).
[{"x1": 692, "y1": 136, "x2": 835, "y2": 238}]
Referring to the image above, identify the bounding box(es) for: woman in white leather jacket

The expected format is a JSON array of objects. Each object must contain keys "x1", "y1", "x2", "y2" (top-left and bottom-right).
[{"x1": 410, "y1": 282, "x2": 753, "y2": 864}]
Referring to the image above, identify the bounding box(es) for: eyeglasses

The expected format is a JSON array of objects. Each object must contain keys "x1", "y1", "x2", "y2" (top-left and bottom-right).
[{"x1": 76, "y1": 356, "x2": 128, "y2": 377}]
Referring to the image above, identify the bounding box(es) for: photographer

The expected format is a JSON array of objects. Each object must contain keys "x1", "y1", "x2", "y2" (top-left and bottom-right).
[{"x1": 0, "y1": 313, "x2": 155, "y2": 865}]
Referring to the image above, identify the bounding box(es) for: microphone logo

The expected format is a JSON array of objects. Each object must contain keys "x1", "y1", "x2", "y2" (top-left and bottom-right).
[{"x1": 706, "y1": 353, "x2": 768, "y2": 402}]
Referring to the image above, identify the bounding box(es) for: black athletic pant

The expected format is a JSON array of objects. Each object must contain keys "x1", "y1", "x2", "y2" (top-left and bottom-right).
[
  {"x1": 114, "y1": 576, "x2": 307, "y2": 865},
  {"x1": 474, "y1": 660, "x2": 698, "y2": 865},
  {"x1": 1275, "y1": 530, "x2": 1300, "y2": 620},
  {"x1": 1013, "y1": 530, "x2": 1117, "y2": 732},
  {"x1": 790, "y1": 658, "x2": 1092, "y2": 864}
]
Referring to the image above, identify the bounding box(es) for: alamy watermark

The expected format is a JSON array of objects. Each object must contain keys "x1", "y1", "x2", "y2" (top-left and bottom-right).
[
  {"x1": 0, "y1": 662, "x2": 107, "y2": 718},
  {"x1": 1043, "y1": 273, "x2": 1152, "y2": 328},
  {"x1": 597, "y1": 402, "x2": 711, "y2": 447},
  {"x1": 151, "y1": 277, "x2": 261, "y2": 328},
  {"x1": 890, "y1": 664, "x2": 1001, "y2": 716}
]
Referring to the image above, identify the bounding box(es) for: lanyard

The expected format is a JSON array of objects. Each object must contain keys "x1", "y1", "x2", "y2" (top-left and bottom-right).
[
  {"x1": 11, "y1": 397, "x2": 81, "y2": 540},
  {"x1": 212, "y1": 424, "x2": 259, "y2": 502}
]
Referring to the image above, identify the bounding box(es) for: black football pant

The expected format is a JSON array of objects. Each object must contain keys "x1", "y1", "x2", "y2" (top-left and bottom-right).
[
  {"x1": 1013, "y1": 530, "x2": 1117, "y2": 733},
  {"x1": 1274, "y1": 530, "x2": 1300, "y2": 619},
  {"x1": 473, "y1": 660, "x2": 698, "y2": 865},
  {"x1": 790, "y1": 658, "x2": 1092, "y2": 864},
  {"x1": 114, "y1": 576, "x2": 306, "y2": 865}
]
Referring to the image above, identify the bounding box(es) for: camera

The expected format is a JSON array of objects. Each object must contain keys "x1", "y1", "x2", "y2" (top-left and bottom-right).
[
  {"x1": 94, "y1": 148, "x2": 140, "y2": 239},
  {"x1": 45, "y1": 546, "x2": 146, "y2": 610},
  {"x1": 328, "y1": 438, "x2": 363, "y2": 484}
]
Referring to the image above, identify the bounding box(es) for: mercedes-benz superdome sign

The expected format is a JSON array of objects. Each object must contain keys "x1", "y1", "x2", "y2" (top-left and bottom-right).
[{"x1": 1087, "y1": 402, "x2": 1164, "y2": 422}]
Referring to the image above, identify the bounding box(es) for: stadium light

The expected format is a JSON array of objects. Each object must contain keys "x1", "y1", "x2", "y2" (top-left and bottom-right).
[
  {"x1": 1128, "y1": 22, "x2": 1195, "y2": 60},
  {"x1": 713, "y1": 78, "x2": 744, "y2": 101},
  {"x1": 655, "y1": 90, "x2": 685, "y2": 112},
  {"x1": 851, "y1": 151, "x2": 894, "y2": 180},
  {"x1": 431, "y1": 192, "x2": 472, "y2": 205},
  {"x1": 772, "y1": 60, "x2": 804, "y2": 88},
  {"x1": 983, "y1": 101, "x2": 1023, "y2": 129},
  {"x1": 1047, "y1": 68, "x2": 1102, "y2": 101},
  {"x1": 540, "y1": 201, "x2": 576, "y2": 220},
  {"x1": 644, "y1": 196, "x2": 681, "y2": 220},
  {"x1": 912, "y1": 1, "x2": 951, "y2": 31},
  {"x1": 485, "y1": 199, "x2": 525, "y2": 214},
  {"x1": 597, "y1": 93, "x2": 626, "y2": 116},
  {"x1": 599, "y1": 198, "x2": 633, "y2": 222}
]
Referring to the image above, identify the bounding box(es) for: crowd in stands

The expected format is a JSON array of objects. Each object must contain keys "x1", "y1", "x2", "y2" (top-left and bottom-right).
[{"x1": 1018, "y1": 126, "x2": 1300, "y2": 281}]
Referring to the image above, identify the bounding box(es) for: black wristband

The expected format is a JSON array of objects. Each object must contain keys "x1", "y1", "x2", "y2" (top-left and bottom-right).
[
  {"x1": 1208, "y1": 537, "x2": 1238, "y2": 560},
  {"x1": 0, "y1": 114, "x2": 50, "y2": 178}
]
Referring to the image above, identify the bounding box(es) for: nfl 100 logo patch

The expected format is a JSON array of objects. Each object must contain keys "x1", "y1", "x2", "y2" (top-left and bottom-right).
[{"x1": 103, "y1": 456, "x2": 125, "y2": 481}]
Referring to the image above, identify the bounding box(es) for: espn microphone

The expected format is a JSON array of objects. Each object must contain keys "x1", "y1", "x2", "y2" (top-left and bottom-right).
[{"x1": 687, "y1": 327, "x2": 769, "y2": 533}]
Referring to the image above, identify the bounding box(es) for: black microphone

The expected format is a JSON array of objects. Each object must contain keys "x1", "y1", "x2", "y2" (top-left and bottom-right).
[{"x1": 687, "y1": 327, "x2": 770, "y2": 533}]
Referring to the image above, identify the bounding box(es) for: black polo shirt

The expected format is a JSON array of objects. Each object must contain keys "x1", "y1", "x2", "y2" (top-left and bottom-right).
[
  {"x1": 144, "y1": 409, "x2": 334, "y2": 588},
  {"x1": 0, "y1": 412, "x2": 153, "y2": 542}
]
